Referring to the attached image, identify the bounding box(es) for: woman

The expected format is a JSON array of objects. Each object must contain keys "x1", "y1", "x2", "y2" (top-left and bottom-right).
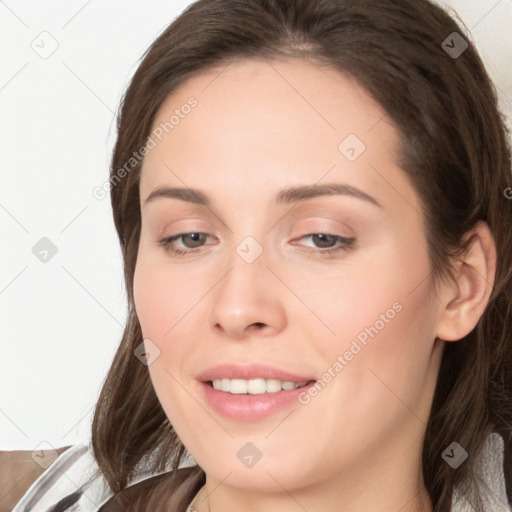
[{"x1": 12, "y1": 0, "x2": 512, "y2": 511}]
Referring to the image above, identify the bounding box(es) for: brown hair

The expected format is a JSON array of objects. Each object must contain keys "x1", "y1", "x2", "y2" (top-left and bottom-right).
[{"x1": 86, "y1": 0, "x2": 512, "y2": 510}]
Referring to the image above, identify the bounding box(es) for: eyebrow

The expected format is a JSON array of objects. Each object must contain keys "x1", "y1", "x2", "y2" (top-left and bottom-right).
[{"x1": 143, "y1": 183, "x2": 383, "y2": 208}]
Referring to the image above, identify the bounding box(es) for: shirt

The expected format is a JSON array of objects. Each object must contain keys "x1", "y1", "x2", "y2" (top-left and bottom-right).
[{"x1": 11, "y1": 441, "x2": 198, "y2": 512}]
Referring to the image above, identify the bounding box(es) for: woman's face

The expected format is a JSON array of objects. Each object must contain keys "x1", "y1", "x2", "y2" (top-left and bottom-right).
[{"x1": 134, "y1": 58, "x2": 444, "y2": 500}]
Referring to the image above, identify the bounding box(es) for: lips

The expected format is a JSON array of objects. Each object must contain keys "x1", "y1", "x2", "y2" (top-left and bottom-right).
[
  {"x1": 196, "y1": 362, "x2": 316, "y2": 383},
  {"x1": 195, "y1": 363, "x2": 318, "y2": 421}
]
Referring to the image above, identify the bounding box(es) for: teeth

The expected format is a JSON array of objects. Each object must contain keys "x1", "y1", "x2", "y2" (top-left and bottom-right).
[{"x1": 211, "y1": 378, "x2": 308, "y2": 394}]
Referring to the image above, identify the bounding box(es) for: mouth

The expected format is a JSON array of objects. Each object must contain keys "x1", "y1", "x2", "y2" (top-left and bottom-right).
[
  {"x1": 196, "y1": 363, "x2": 318, "y2": 420},
  {"x1": 205, "y1": 378, "x2": 316, "y2": 395}
]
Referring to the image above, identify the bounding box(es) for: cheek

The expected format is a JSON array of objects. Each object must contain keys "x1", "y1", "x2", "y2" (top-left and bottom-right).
[
  {"x1": 133, "y1": 261, "x2": 166, "y2": 339},
  {"x1": 289, "y1": 228, "x2": 436, "y2": 392},
  {"x1": 133, "y1": 254, "x2": 196, "y2": 341},
  {"x1": 133, "y1": 258, "x2": 197, "y2": 423},
  {"x1": 305, "y1": 242, "x2": 437, "y2": 432},
  {"x1": 289, "y1": 241, "x2": 431, "y2": 353},
  {"x1": 133, "y1": 254, "x2": 208, "y2": 392}
]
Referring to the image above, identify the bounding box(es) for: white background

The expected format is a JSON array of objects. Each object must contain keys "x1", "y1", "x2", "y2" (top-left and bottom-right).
[{"x1": 1, "y1": 0, "x2": 511, "y2": 450}]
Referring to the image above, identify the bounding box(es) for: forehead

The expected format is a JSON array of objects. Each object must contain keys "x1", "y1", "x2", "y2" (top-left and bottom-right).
[
  {"x1": 144, "y1": 56, "x2": 392, "y2": 156},
  {"x1": 139, "y1": 57, "x2": 420, "y2": 216}
]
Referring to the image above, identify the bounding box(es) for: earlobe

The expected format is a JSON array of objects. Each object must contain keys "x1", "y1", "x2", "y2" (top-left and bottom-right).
[{"x1": 435, "y1": 221, "x2": 497, "y2": 342}]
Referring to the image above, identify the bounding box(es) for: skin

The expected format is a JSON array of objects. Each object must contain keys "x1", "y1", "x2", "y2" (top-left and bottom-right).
[{"x1": 133, "y1": 57, "x2": 496, "y2": 512}]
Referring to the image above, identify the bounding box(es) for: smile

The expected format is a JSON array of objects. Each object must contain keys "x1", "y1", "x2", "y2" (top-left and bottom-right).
[{"x1": 209, "y1": 378, "x2": 312, "y2": 394}]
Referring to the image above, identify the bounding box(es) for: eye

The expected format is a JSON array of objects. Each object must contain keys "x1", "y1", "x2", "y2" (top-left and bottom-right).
[
  {"x1": 292, "y1": 233, "x2": 356, "y2": 256},
  {"x1": 157, "y1": 232, "x2": 214, "y2": 256}
]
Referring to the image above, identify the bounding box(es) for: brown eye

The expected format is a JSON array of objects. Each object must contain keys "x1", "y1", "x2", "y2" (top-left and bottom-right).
[
  {"x1": 157, "y1": 232, "x2": 214, "y2": 256},
  {"x1": 309, "y1": 234, "x2": 338, "y2": 248},
  {"x1": 178, "y1": 233, "x2": 207, "y2": 248},
  {"x1": 292, "y1": 233, "x2": 357, "y2": 256}
]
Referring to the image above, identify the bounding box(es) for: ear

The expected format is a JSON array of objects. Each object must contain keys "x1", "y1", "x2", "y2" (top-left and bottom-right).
[{"x1": 435, "y1": 221, "x2": 497, "y2": 342}]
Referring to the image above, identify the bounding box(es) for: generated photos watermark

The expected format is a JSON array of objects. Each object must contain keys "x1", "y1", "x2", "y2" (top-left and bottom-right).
[
  {"x1": 298, "y1": 300, "x2": 403, "y2": 405},
  {"x1": 92, "y1": 96, "x2": 198, "y2": 200}
]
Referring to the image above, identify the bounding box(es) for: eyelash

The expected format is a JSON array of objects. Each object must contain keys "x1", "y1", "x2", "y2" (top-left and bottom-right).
[{"x1": 157, "y1": 232, "x2": 357, "y2": 257}]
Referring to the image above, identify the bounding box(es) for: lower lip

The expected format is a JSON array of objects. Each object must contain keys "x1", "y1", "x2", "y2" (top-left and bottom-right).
[{"x1": 199, "y1": 381, "x2": 315, "y2": 421}]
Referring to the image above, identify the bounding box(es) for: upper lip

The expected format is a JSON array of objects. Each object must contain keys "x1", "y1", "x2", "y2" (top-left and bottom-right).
[{"x1": 196, "y1": 363, "x2": 316, "y2": 383}]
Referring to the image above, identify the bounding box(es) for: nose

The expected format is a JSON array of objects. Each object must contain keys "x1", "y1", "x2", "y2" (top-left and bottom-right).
[{"x1": 208, "y1": 245, "x2": 286, "y2": 340}]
